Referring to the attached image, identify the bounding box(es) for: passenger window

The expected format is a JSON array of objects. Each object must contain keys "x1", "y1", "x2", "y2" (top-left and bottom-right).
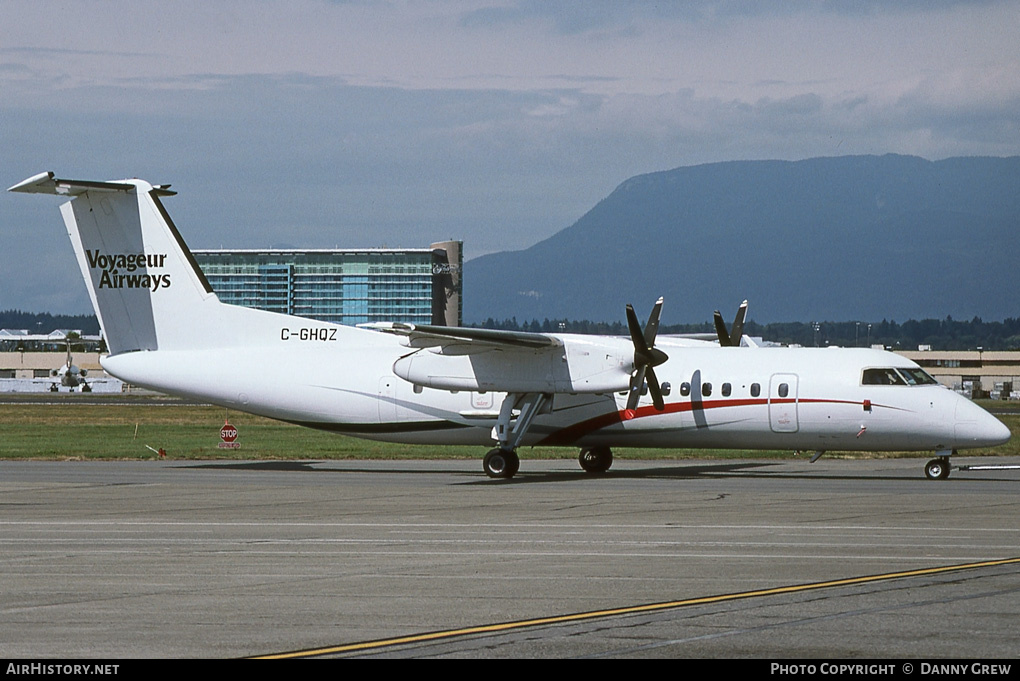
[
  {"x1": 702, "y1": 383, "x2": 712, "y2": 397},
  {"x1": 778, "y1": 383, "x2": 789, "y2": 398},
  {"x1": 750, "y1": 383, "x2": 760, "y2": 397},
  {"x1": 722, "y1": 383, "x2": 732, "y2": 397},
  {"x1": 660, "y1": 382, "x2": 672, "y2": 396},
  {"x1": 680, "y1": 382, "x2": 691, "y2": 396}
]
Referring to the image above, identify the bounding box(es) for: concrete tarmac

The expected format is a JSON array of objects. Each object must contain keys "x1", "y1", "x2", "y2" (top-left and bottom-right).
[{"x1": 1, "y1": 457, "x2": 1018, "y2": 658}]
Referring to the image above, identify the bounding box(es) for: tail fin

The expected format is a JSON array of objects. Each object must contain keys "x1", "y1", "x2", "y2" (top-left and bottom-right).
[{"x1": 9, "y1": 172, "x2": 220, "y2": 354}]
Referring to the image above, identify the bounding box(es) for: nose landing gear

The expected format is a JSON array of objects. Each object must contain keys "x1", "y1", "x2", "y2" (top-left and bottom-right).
[{"x1": 924, "y1": 456, "x2": 952, "y2": 480}]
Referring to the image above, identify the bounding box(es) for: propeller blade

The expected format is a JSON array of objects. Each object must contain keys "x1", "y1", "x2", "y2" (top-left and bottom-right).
[
  {"x1": 730, "y1": 300, "x2": 748, "y2": 347},
  {"x1": 713, "y1": 310, "x2": 731, "y2": 346},
  {"x1": 626, "y1": 364, "x2": 647, "y2": 412},
  {"x1": 646, "y1": 365, "x2": 665, "y2": 411},
  {"x1": 644, "y1": 297, "x2": 663, "y2": 347},
  {"x1": 626, "y1": 304, "x2": 648, "y2": 355}
]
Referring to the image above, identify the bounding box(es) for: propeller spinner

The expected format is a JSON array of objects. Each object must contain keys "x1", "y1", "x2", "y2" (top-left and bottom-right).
[{"x1": 625, "y1": 297, "x2": 669, "y2": 413}]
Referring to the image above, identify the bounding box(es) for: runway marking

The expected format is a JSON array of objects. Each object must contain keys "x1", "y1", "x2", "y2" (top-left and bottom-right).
[{"x1": 253, "y1": 555, "x2": 1020, "y2": 659}]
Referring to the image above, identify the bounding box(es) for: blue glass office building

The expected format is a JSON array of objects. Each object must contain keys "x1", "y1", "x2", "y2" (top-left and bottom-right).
[{"x1": 193, "y1": 241, "x2": 462, "y2": 327}]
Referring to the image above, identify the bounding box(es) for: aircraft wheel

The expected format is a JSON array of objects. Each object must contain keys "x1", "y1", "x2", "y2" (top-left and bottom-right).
[
  {"x1": 483, "y1": 448, "x2": 519, "y2": 479},
  {"x1": 579, "y1": 446, "x2": 613, "y2": 474},
  {"x1": 924, "y1": 458, "x2": 951, "y2": 480},
  {"x1": 505, "y1": 450, "x2": 520, "y2": 477}
]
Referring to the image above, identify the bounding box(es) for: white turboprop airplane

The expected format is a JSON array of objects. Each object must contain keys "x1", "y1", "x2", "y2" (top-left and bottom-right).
[{"x1": 10, "y1": 172, "x2": 1011, "y2": 480}]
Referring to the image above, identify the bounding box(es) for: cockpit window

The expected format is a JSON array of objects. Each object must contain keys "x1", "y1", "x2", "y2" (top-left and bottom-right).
[
  {"x1": 897, "y1": 368, "x2": 938, "y2": 386},
  {"x1": 862, "y1": 368, "x2": 906, "y2": 386}
]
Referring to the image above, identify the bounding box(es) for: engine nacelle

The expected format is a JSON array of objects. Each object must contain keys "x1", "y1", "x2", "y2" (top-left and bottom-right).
[{"x1": 392, "y1": 335, "x2": 634, "y2": 394}]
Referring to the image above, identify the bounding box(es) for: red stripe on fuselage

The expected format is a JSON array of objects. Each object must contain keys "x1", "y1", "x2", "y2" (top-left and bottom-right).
[{"x1": 536, "y1": 397, "x2": 889, "y2": 447}]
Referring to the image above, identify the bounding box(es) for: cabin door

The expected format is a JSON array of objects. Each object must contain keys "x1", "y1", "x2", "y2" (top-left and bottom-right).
[{"x1": 768, "y1": 373, "x2": 799, "y2": 433}]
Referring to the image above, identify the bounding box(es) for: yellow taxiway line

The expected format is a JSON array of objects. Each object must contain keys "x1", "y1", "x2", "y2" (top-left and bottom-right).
[{"x1": 254, "y1": 556, "x2": 1020, "y2": 659}]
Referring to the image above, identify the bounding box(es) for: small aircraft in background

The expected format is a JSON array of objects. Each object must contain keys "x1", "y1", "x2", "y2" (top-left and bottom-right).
[
  {"x1": 50, "y1": 340, "x2": 91, "y2": 392},
  {"x1": 10, "y1": 172, "x2": 1010, "y2": 479}
]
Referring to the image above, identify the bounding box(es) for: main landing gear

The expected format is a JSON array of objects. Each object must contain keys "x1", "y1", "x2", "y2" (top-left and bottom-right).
[
  {"x1": 483, "y1": 448, "x2": 520, "y2": 479},
  {"x1": 578, "y1": 447, "x2": 613, "y2": 474},
  {"x1": 484, "y1": 445, "x2": 616, "y2": 478},
  {"x1": 481, "y1": 392, "x2": 617, "y2": 479},
  {"x1": 483, "y1": 392, "x2": 550, "y2": 479}
]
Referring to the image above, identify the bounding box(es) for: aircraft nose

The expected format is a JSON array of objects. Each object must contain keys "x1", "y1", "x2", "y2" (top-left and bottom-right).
[
  {"x1": 954, "y1": 398, "x2": 1011, "y2": 447},
  {"x1": 983, "y1": 414, "x2": 1012, "y2": 446}
]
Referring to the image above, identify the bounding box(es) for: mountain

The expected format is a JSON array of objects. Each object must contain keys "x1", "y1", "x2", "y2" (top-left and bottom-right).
[{"x1": 463, "y1": 155, "x2": 1020, "y2": 324}]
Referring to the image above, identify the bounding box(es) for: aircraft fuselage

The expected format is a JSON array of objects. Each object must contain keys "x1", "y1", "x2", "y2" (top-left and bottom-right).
[{"x1": 101, "y1": 329, "x2": 1009, "y2": 454}]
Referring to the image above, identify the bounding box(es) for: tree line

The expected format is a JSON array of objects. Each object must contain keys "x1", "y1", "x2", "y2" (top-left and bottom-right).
[
  {"x1": 5, "y1": 308, "x2": 1020, "y2": 351},
  {"x1": 0, "y1": 310, "x2": 101, "y2": 335}
]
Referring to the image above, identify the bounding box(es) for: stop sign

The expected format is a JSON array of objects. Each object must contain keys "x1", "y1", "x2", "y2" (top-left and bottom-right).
[{"x1": 220, "y1": 421, "x2": 238, "y2": 443}]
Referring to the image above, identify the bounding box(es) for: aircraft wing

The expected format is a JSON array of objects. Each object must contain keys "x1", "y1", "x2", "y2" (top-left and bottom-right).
[
  {"x1": 361, "y1": 299, "x2": 676, "y2": 397},
  {"x1": 359, "y1": 322, "x2": 561, "y2": 350}
]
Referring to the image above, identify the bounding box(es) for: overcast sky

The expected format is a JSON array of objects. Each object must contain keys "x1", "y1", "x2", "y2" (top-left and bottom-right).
[{"x1": 2, "y1": 0, "x2": 1018, "y2": 317}]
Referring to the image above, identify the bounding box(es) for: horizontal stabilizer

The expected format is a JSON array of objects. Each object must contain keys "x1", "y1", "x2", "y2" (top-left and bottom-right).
[{"x1": 8, "y1": 171, "x2": 175, "y2": 196}]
